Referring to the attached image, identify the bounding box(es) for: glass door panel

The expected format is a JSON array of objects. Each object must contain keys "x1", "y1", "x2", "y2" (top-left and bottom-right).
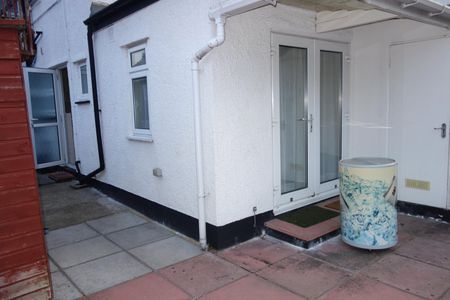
[
  {"x1": 280, "y1": 46, "x2": 308, "y2": 194},
  {"x1": 24, "y1": 68, "x2": 64, "y2": 168},
  {"x1": 320, "y1": 50, "x2": 342, "y2": 184}
]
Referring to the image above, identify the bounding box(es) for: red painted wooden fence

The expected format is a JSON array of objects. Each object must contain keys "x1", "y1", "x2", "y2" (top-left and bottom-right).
[{"x1": 0, "y1": 27, "x2": 52, "y2": 299}]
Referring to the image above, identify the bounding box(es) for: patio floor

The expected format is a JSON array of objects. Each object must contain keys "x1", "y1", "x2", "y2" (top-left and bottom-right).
[{"x1": 41, "y1": 180, "x2": 450, "y2": 300}]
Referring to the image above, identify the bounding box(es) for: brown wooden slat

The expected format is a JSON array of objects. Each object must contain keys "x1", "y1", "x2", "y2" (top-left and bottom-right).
[
  {"x1": 0, "y1": 75, "x2": 23, "y2": 87},
  {"x1": 0, "y1": 245, "x2": 47, "y2": 274},
  {"x1": 0, "y1": 170, "x2": 36, "y2": 191},
  {"x1": 16, "y1": 287, "x2": 51, "y2": 300},
  {"x1": 0, "y1": 123, "x2": 29, "y2": 141},
  {"x1": 0, "y1": 60, "x2": 21, "y2": 76},
  {"x1": 0, "y1": 29, "x2": 19, "y2": 41},
  {"x1": 0, "y1": 201, "x2": 40, "y2": 225},
  {"x1": 0, "y1": 273, "x2": 49, "y2": 299},
  {"x1": 0, "y1": 87, "x2": 25, "y2": 102},
  {"x1": 0, "y1": 155, "x2": 34, "y2": 174},
  {"x1": 0, "y1": 216, "x2": 42, "y2": 240},
  {"x1": 0, "y1": 230, "x2": 43, "y2": 256},
  {"x1": 0, "y1": 43, "x2": 20, "y2": 59},
  {"x1": 0, "y1": 260, "x2": 48, "y2": 288},
  {"x1": 0, "y1": 139, "x2": 31, "y2": 158},
  {"x1": 0, "y1": 186, "x2": 39, "y2": 206},
  {"x1": 0, "y1": 107, "x2": 27, "y2": 125}
]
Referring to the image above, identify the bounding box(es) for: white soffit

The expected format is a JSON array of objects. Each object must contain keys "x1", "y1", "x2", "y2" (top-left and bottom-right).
[{"x1": 316, "y1": 9, "x2": 397, "y2": 32}]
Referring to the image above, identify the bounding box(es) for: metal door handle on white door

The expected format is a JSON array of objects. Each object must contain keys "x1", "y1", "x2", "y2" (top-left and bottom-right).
[
  {"x1": 434, "y1": 123, "x2": 446, "y2": 138},
  {"x1": 296, "y1": 114, "x2": 314, "y2": 132}
]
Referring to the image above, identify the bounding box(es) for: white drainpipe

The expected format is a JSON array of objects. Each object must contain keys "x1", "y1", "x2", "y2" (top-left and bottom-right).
[{"x1": 191, "y1": 0, "x2": 276, "y2": 250}]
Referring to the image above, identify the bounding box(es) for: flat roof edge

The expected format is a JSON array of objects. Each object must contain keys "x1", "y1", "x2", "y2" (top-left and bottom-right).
[{"x1": 84, "y1": 0, "x2": 159, "y2": 32}]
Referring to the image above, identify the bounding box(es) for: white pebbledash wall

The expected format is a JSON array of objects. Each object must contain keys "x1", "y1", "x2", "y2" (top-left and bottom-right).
[
  {"x1": 32, "y1": 0, "x2": 115, "y2": 174},
  {"x1": 34, "y1": 0, "x2": 449, "y2": 229}
]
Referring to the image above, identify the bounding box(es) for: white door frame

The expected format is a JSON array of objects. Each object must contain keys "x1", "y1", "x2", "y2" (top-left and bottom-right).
[
  {"x1": 23, "y1": 67, "x2": 68, "y2": 169},
  {"x1": 271, "y1": 33, "x2": 349, "y2": 215}
]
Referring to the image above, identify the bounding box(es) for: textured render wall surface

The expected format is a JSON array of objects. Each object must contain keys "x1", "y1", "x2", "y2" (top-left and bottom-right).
[
  {"x1": 205, "y1": 4, "x2": 351, "y2": 226},
  {"x1": 349, "y1": 19, "x2": 448, "y2": 158},
  {"x1": 93, "y1": 0, "x2": 220, "y2": 222},
  {"x1": 32, "y1": 0, "x2": 100, "y2": 174}
]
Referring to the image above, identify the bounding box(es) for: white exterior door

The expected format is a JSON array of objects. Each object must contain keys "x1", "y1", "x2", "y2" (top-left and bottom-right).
[
  {"x1": 272, "y1": 34, "x2": 349, "y2": 214},
  {"x1": 24, "y1": 68, "x2": 65, "y2": 169},
  {"x1": 389, "y1": 38, "x2": 450, "y2": 209}
]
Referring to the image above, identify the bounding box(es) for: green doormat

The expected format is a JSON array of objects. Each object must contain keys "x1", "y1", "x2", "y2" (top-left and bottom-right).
[{"x1": 278, "y1": 205, "x2": 340, "y2": 228}]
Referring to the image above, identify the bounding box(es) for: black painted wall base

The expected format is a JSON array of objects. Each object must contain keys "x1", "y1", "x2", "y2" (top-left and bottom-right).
[
  {"x1": 88, "y1": 179, "x2": 274, "y2": 250},
  {"x1": 397, "y1": 200, "x2": 450, "y2": 222}
]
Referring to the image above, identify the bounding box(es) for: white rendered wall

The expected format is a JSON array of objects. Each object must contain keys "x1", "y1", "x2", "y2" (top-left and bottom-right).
[
  {"x1": 92, "y1": 0, "x2": 221, "y2": 222},
  {"x1": 349, "y1": 19, "x2": 448, "y2": 158},
  {"x1": 204, "y1": 4, "x2": 351, "y2": 226},
  {"x1": 31, "y1": 0, "x2": 106, "y2": 174}
]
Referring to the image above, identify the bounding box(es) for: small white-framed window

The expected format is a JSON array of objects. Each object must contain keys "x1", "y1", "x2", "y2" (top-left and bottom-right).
[
  {"x1": 80, "y1": 64, "x2": 89, "y2": 94},
  {"x1": 128, "y1": 43, "x2": 151, "y2": 140}
]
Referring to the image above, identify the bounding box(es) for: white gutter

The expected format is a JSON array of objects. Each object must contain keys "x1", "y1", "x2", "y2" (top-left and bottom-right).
[
  {"x1": 191, "y1": 0, "x2": 276, "y2": 250},
  {"x1": 362, "y1": 0, "x2": 450, "y2": 29}
]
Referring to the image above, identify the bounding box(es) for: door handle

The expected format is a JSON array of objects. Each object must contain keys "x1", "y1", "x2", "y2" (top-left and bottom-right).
[
  {"x1": 297, "y1": 114, "x2": 314, "y2": 132},
  {"x1": 434, "y1": 123, "x2": 446, "y2": 138}
]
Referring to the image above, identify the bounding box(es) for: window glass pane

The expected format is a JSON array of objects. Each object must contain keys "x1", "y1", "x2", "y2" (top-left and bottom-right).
[
  {"x1": 130, "y1": 49, "x2": 146, "y2": 67},
  {"x1": 132, "y1": 77, "x2": 150, "y2": 130},
  {"x1": 279, "y1": 46, "x2": 308, "y2": 194},
  {"x1": 80, "y1": 65, "x2": 88, "y2": 94},
  {"x1": 320, "y1": 50, "x2": 342, "y2": 183},
  {"x1": 34, "y1": 126, "x2": 61, "y2": 164},
  {"x1": 28, "y1": 72, "x2": 57, "y2": 123}
]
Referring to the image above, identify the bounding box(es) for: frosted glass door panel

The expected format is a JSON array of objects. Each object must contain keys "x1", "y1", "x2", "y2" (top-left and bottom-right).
[
  {"x1": 320, "y1": 51, "x2": 342, "y2": 183},
  {"x1": 29, "y1": 72, "x2": 57, "y2": 124},
  {"x1": 280, "y1": 46, "x2": 308, "y2": 194},
  {"x1": 34, "y1": 126, "x2": 61, "y2": 164}
]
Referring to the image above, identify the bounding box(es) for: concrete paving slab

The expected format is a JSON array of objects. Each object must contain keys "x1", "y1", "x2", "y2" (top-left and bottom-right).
[
  {"x1": 46, "y1": 223, "x2": 98, "y2": 250},
  {"x1": 305, "y1": 236, "x2": 385, "y2": 271},
  {"x1": 51, "y1": 271, "x2": 82, "y2": 300},
  {"x1": 49, "y1": 236, "x2": 121, "y2": 268},
  {"x1": 86, "y1": 212, "x2": 148, "y2": 234},
  {"x1": 257, "y1": 252, "x2": 351, "y2": 299},
  {"x1": 129, "y1": 236, "x2": 202, "y2": 269},
  {"x1": 40, "y1": 181, "x2": 127, "y2": 230},
  {"x1": 200, "y1": 275, "x2": 305, "y2": 300},
  {"x1": 218, "y1": 238, "x2": 297, "y2": 272},
  {"x1": 160, "y1": 253, "x2": 248, "y2": 298},
  {"x1": 396, "y1": 237, "x2": 450, "y2": 270},
  {"x1": 88, "y1": 273, "x2": 190, "y2": 300},
  {"x1": 107, "y1": 222, "x2": 173, "y2": 250},
  {"x1": 318, "y1": 275, "x2": 422, "y2": 300},
  {"x1": 65, "y1": 252, "x2": 151, "y2": 295},
  {"x1": 362, "y1": 254, "x2": 450, "y2": 299}
]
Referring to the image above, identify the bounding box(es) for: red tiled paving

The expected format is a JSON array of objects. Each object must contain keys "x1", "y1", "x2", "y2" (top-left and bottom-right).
[
  {"x1": 362, "y1": 254, "x2": 450, "y2": 299},
  {"x1": 200, "y1": 275, "x2": 305, "y2": 300},
  {"x1": 257, "y1": 252, "x2": 351, "y2": 299},
  {"x1": 159, "y1": 253, "x2": 248, "y2": 298},
  {"x1": 67, "y1": 214, "x2": 449, "y2": 300},
  {"x1": 304, "y1": 236, "x2": 386, "y2": 271},
  {"x1": 318, "y1": 275, "x2": 423, "y2": 300},
  {"x1": 218, "y1": 238, "x2": 297, "y2": 272},
  {"x1": 265, "y1": 217, "x2": 340, "y2": 242},
  {"x1": 396, "y1": 237, "x2": 450, "y2": 270},
  {"x1": 86, "y1": 273, "x2": 190, "y2": 300}
]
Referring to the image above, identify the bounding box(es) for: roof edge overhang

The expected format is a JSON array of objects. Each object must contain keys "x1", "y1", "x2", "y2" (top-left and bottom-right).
[{"x1": 84, "y1": 0, "x2": 159, "y2": 32}]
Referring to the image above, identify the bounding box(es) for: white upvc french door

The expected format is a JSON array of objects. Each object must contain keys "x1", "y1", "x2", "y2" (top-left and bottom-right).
[
  {"x1": 314, "y1": 40, "x2": 349, "y2": 195},
  {"x1": 23, "y1": 67, "x2": 66, "y2": 169},
  {"x1": 272, "y1": 33, "x2": 349, "y2": 214}
]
